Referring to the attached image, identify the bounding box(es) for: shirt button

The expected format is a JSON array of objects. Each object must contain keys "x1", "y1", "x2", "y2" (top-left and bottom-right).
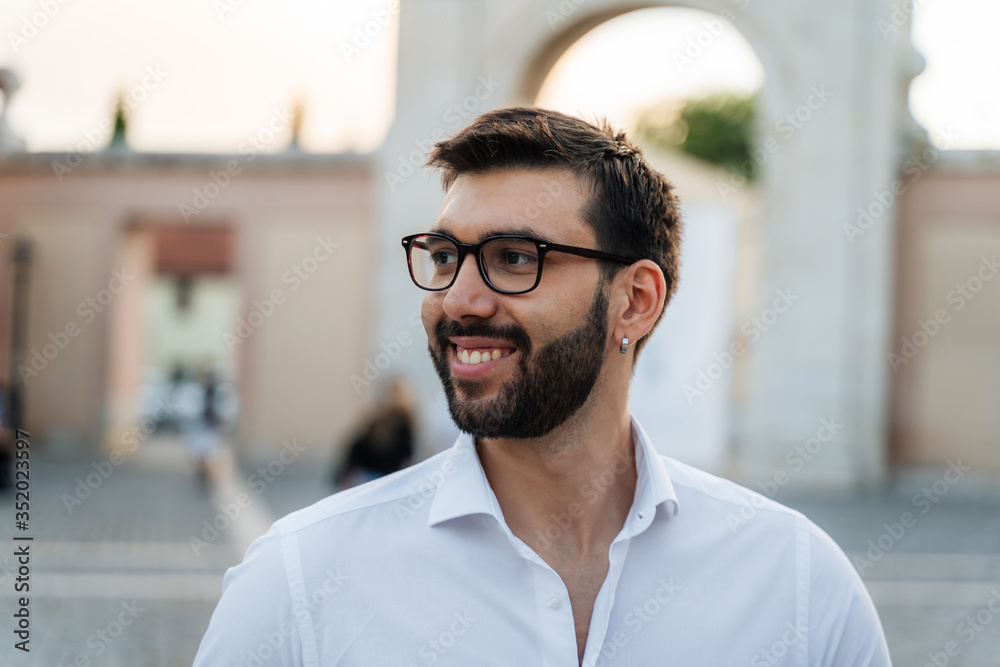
[{"x1": 547, "y1": 597, "x2": 560, "y2": 610}]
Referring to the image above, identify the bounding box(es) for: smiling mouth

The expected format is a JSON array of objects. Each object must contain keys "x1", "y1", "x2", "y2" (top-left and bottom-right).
[{"x1": 454, "y1": 345, "x2": 515, "y2": 366}]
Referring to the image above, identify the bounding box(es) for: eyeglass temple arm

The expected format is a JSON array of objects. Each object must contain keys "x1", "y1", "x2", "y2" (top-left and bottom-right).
[{"x1": 540, "y1": 241, "x2": 634, "y2": 265}]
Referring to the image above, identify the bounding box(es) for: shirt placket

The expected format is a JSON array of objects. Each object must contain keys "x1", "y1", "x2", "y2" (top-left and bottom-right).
[
  {"x1": 528, "y1": 555, "x2": 579, "y2": 667},
  {"x1": 477, "y1": 439, "x2": 660, "y2": 667},
  {"x1": 485, "y1": 486, "x2": 580, "y2": 666},
  {"x1": 582, "y1": 502, "x2": 657, "y2": 667},
  {"x1": 580, "y1": 536, "x2": 633, "y2": 667}
]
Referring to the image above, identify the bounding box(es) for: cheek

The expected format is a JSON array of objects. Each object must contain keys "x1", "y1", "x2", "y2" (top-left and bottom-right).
[
  {"x1": 526, "y1": 288, "x2": 590, "y2": 338},
  {"x1": 421, "y1": 296, "x2": 440, "y2": 341}
]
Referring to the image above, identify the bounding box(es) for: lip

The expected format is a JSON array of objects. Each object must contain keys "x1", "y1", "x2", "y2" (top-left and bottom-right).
[
  {"x1": 448, "y1": 337, "x2": 517, "y2": 380},
  {"x1": 448, "y1": 336, "x2": 517, "y2": 349}
]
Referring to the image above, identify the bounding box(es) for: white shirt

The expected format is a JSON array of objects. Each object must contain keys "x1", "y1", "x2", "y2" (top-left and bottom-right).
[{"x1": 194, "y1": 416, "x2": 891, "y2": 666}]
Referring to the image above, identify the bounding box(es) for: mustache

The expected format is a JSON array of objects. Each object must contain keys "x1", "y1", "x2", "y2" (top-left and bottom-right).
[{"x1": 434, "y1": 320, "x2": 532, "y2": 355}]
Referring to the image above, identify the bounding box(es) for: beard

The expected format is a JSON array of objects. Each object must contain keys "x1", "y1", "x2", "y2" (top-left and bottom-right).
[{"x1": 429, "y1": 286, "x2": 610, "y2": 439}]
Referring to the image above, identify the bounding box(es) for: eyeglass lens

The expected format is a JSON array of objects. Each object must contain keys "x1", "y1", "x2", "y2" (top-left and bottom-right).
[{"x1": 409, "y1": 235, "x2": 540, "y2": 292}]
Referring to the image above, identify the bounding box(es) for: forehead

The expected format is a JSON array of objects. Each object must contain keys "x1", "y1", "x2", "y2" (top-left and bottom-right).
[{"x1": 432, "y1": 168, "x2": 595, "y2": 245}]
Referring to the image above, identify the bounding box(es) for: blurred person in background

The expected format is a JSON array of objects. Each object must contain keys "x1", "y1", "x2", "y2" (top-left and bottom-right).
[
  {"x1": 163, "y1": 361, "x2": 186, "y2": 434},
  {"x1": 332, "y1": 378, "x2": 415, "y2": 489},
  {"x1": 177, "y1": 363, "x2": 237, "y2": 481},
  {"x1": 0, "y1": 379, "x2": 11, "y2": 494}
]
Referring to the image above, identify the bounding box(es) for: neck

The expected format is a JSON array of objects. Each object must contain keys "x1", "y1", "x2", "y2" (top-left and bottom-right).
[{"x1": 475, "y1": 374, "x2": 637, "y2": 559}]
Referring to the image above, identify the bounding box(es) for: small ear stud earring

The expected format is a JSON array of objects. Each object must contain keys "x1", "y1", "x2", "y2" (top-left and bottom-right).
[{"x1": 620, "y1": 336, "x2": 629, "y2": 354}]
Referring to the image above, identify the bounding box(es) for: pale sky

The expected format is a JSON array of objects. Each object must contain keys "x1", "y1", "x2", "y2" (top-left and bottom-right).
[
  {"x1": 535, "y1": 8, "x2": 765, "y2": 131},
  {"x1": 909, "y1": 0, "x2": 1000, "y2": 149},
  {"x1": 0, "y1": 0, "x2": 996, "y2": 153}
]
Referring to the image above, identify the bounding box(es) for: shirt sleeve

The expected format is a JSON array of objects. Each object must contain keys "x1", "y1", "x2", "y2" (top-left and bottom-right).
[
  {"x1": 807, "y1": 524, "x2": 893, "y2": 666},
  {"x1": 193, "y1": 526, "x2": 302, "y2": 666}
]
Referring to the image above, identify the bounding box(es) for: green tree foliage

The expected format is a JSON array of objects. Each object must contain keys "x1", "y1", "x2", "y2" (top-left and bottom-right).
[{"x1": 636, "y1": 93, "x2": 758, "y2": 180}]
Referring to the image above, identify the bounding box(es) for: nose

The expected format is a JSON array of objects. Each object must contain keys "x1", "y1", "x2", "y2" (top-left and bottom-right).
[{"x1": 441, "y1": 252, "x2": 498, "y2": 322}]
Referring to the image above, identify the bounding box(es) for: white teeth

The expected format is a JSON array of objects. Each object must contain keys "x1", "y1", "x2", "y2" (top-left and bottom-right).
[{"x1": 457, "y1": 347, "x2": 510, "y2": 365}]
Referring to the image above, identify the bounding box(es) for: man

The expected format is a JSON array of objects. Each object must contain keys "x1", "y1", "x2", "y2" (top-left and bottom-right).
[{"x1": 195, "y1": 108, "x2": 891, "y2": 666}]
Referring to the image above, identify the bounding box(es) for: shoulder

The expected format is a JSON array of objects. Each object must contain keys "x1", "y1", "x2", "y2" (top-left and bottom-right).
[
  {"x1": 657, "y1": 456, "x2": 889, "y2": 663},
  {"x1": 659, "y1": 457, "x2": 889, "y2": 652},
  {"x1": 658, "y1": 454, "x2": 844, "y2": 555},
  {"x1": 272, "y1": 447, "x2": 456, "y2": 536},
  {"x1": 661, "y1": 454, "x2": 806, "y2": 522}
]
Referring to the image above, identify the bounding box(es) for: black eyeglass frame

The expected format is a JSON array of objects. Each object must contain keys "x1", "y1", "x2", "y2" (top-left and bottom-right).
[{"x1": 401, "y1": 232, "x2": 637, "y2": 295}]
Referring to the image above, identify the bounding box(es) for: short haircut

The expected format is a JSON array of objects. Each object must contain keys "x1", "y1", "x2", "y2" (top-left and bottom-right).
[{"x1": 427, "y1": 106, "x2": 683, "y2": 360}]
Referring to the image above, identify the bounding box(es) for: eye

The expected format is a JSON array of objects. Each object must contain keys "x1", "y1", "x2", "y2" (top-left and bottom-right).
[
  {"x1": 430, "y1": 250, "x2": 458, "y2": 266},
  {"x1": 499, "y1": 250, "x2": 536, "y2": 267}
]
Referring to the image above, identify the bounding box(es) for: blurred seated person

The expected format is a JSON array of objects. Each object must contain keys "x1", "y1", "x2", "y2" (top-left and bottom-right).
[{"x1": 334, "y1": 379, "x2": 414, "y2": 489}]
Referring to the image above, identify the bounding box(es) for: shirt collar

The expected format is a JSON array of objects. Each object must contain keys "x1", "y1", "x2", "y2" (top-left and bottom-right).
[{"x1": 427, "y1": 414, "x2": 679, "y2": 528}]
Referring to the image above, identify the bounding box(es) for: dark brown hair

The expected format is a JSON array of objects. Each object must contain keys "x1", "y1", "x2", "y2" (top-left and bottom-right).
[{"x1": 427, "y1": 106, "x2": 682, "y2": 359}]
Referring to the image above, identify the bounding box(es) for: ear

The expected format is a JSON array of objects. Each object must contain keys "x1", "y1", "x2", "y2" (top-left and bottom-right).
[{"x1": 612, "y1": 260, "x2": 666, "y2": 345}]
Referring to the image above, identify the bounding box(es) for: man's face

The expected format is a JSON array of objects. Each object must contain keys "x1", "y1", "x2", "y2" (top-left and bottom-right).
[{"x1": 421, "y1": 169, "x2": 613, "y2": 439}]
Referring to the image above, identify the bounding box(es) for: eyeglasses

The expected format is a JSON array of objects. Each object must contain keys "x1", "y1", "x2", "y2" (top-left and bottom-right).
[{"x1": 401, "y1": 232, "x2": 635, "y2": 295}]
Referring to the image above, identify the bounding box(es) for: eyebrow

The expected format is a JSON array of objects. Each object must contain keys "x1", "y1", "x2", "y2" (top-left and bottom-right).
[{"x1": 428, "y1": 224, "x2": 549, "y2": 243}]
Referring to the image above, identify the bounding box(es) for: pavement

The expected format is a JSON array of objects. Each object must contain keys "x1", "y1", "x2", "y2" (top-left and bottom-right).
[
  {"x1": 782, "y1": 493, "x2": 1000, "y2": 667},
  {"x1": 0, "y1": 438, "x2": 997, "y2": 666}
]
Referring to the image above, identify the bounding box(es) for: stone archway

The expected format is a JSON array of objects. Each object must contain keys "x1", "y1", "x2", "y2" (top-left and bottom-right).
[{"x1": 376, "y1": 0, "x2": 920, "y2": 488}]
